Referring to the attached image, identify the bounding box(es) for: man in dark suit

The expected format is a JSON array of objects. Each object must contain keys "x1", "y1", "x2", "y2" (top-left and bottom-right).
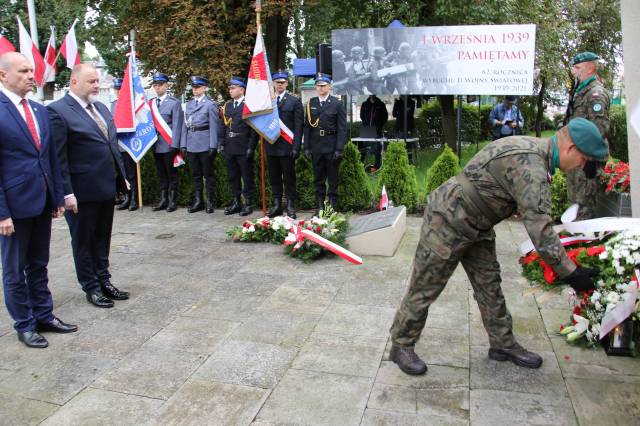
[
  {"x1": 218, "y1": 76, "x2": 259, "y2": 216},
  {"x1": 303, "y1": 73, "x2": 347, "y2": 216},
  {"x1": 150, "y1": 72, "x2": 183, "y2": 212},
  {"x1": 266, "y1": 70, "x2": 303, "y2": 219},
  {"x1": 48, "y1": 63, "x2": 130, "y2": 309},
  {"x1": 0, "y1": 52, "x2": 77, "y2": 348},
  {"x1": 360, "y1": 95, "x2": 388, "y2": 170}
]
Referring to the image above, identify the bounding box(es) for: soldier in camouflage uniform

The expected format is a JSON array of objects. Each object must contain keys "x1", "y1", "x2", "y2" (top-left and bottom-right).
[
  {"x1": 564, "y1": 52, "x2": 610, "y2": 220},
  {"x1": 389, "y1": 118, "x2": 607, "y2": 376}
]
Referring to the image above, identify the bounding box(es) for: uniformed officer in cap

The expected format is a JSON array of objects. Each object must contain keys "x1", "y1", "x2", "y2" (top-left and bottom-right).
[
  {"x1": 563, "y1": 51, "x2": 610, "y2": 220},
  {"x1": 388, "y1": 118, "x2": 607, "y2": 376},
  {"x1": 111, "y1": 77, "x2": 139, "y2": 211},
  {"x1": 303, "y1": 72, "x2": 347, "y2": 216},
  {"x1": 218, "y1": 76, "x2": 258, "y2": 216},
  {"x1": 150, "y1": 73, "x2": 184, "y2": 212},
  {"x1": 266, "y1": 70, "x2": 303, "y2": 219},
  {"x1": 180, "y1": 76, "x2": 220, "y2": 213}
]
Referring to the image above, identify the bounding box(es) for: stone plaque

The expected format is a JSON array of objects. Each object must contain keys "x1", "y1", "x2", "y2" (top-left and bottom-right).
[{"x1": 346, "y1": 206, "x2": 406, "y2": 256}]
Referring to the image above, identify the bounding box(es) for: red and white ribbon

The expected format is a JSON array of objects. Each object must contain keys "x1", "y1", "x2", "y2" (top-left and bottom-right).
[
  {"x1": 149, "y1": 99, "x2": 184, "y2": 168},
  {"x1": 284, "y1": 224, "x2": 363, "y2": 265}
]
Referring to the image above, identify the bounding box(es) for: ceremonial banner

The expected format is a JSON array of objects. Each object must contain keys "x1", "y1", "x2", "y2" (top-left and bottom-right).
[
  {"x1": 17, "y1": 16, "x2": 45, "y2": 86},
  {"x1": 332, "y1": 24, "x2": 536, "y2": 95},
  {"x1": 114, "y1": 55, "x2": 157, "y2": 162}
]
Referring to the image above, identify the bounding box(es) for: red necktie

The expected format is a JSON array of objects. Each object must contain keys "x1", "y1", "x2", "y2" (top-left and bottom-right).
[{"x1": 21, "y1": 99, "x2": 41, "y2": 151}]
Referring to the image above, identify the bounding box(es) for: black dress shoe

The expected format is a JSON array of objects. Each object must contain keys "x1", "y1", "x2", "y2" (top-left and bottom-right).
[
  {"x1": 239, "y1": 205, "x2": 253, "y2": 216},
  {"x1": 17, "y1": 330, "x2": 48, "y2": 348},
  {"x1": 488, "y1": 342, "x2": 543, "y2": 369},
  {"x1": 37, "y1": 317, "x2": 78, "y2": 333},
  {"x1": 86, "y1": 291, "x2": 114, "y2": 308},
  {"x1": 101, "y1": 282, "x2": 130, "y2": 300}
]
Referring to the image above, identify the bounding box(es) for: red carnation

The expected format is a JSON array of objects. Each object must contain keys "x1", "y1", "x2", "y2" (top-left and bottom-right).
[{"x1": 586, "y1": 246, "x2": 605, "y2": 256}]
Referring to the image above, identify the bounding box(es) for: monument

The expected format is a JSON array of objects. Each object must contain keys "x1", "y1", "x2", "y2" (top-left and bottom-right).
[{"x1": 346, "y1": 206, "x2": 406, "y2": 256}]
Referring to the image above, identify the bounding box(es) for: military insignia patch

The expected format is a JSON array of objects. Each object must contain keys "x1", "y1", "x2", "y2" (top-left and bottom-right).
[{"x1": 593, "y1": 103, "x2": 602, "y2": 112}]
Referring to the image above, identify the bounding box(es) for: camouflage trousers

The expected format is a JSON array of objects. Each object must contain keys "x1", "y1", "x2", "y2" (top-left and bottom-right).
[
  {"x1": 566, "y1": 168, "x2": 598, "y2": 220},
  {"x1": 389, "y1": 234, "x2": 516, "y2": 349}
]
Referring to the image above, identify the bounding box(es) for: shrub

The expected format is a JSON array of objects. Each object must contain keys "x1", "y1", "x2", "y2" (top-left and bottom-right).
[
  {"x1": 417, "y1": 100, "x2": 484, "y2": 148},
  {"x1": 424, "y1": 145, "x2": 461, "y2": 196},
  {"x1": 551, "y1": 170, "x2": 568, "y2": 221},
  {"x1": 609, "y1": 105, "x2": 628, "y2": 162},
  {"x1": 378, "y1": 142, "x2": 419, "y2": 211},
  {"x1": 337, "y1": 141, "x2": 372, "y2": 212},
  {"x1": 295, "y1": 154, "x2": 316, "y2": 210},
  {"x1": 213, "y1": 154, "x2": 232, "y2": 207}
]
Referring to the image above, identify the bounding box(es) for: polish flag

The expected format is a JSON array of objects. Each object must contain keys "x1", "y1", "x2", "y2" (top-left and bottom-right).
[
  {"x1": 243, "y1": 31, "x2": 273, "y2": 118},
  {"x1": 59, "y1": 19, "x2": 80, "y2": 69},
  {"x1": 17, "y1": 16, "x2": 46, "y2": 86},
  {"x1": 0, "y1": 34, "x2": 16, "y2": 55},
  {"x1": 379, "y1": 185, "x2": 389, "y2": 211},
  {"x1": 43, "y1": 28, "x2": 56, "y2": 83}
]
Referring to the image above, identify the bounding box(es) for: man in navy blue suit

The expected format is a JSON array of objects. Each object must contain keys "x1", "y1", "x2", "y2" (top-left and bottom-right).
[
  {"x1": 0, "y1": 52, "x2": 77, "y2": 348},
  {"x1": 48, "y1": 63, "x2": 130, "y2": 309}
]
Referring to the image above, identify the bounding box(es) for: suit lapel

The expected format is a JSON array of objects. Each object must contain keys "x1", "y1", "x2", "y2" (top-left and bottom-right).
[
  {"x1": 0, "y1": 92, "x2": 40, "y2": 153},
  {"x1": 65, "y1": 94, "x2": 108, "y2": 142}
]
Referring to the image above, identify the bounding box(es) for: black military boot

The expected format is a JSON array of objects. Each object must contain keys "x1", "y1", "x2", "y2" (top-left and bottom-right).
[
  {"x1": 286, "y1": 199, "x2": 296, "y2": 219},
  {"x1": 239, "y1": 203, "x2": 253, "y2": 217},
  {"x1": 488, "y1": 342, "x2": 543, "y2": 369},
  {"x1": 166, "y1": 190, "x2": 178, "y2": 212},
  {"x1": 224, "y1": 197, "x2": 242, "y2": 215},
  {"x1": 128, "y1": 189, "x2": 139, "y2": 211},
  {"x1": 188, "y1": 191, "x2": 204, "y2": 213},
  {"x1": 205, "y1": 192, "x2": 215, "y2": 214},
  {"x1": 267, "y1": 198, "x2": 283, "y2": 218},
  {"x1": 153, "y1": 190, "x2": 168, "y2": 211},
  {"x1": 389, "y1": 345, "x2": 427, "y2": 375},
  {"x1": 116, "y1": 192, "x2": 130, "y2": 210}
]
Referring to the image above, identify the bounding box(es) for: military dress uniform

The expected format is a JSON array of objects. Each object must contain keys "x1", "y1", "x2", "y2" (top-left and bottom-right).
[
  {"x1": 564, "y1": 52, "x2": 610, "y2": 220},
  {"x1": 150, "y1": 73, "x2": 184, "y2": 213},
  {"x1": 303, "y1": 73, "x2": 347, "y2": 213},
  {"x1": 389, "y1": 118, "x2": 607, "y2": 375},
  {"x1": 218, "y1": 76, "x2": 258, "y2": 216},
  {"x1": 180, "y1": 76, "x2": 220, "y2": 213},
  {"x1": 266, "y1": 71, "x2": 304, "y2": 219},
  {"x1": 110, "y1": 78, "x2": 138, "y2": 211}
]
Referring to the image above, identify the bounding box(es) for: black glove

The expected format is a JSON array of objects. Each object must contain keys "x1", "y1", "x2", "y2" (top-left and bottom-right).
[
  {"x1": 180, "y1": 147, "x2": 187, "y2": 156},
  {"x1": 304, "y1": 149, "x2": 312, "y2": 158},
  {"x1": 208, "y1": 148, "x2": 216, "y2": 158},
  {"x1": 246, "y1": 148, "x2": 253, "y2": 159},
  {"x1": 170, "y1": 147, "x2": 179, "y2": 154},
  {"x1": 333, "y1": 151, "x2": 343, "y2": 161},
  {"x1": 583, "y1": 160, "x2": 597, "y2": 179},
  {"x1": 291, "y1": 150, "x2": 299, "y2": 159},
  {"x1": 563, "y1": 267, "x2": 599, "y2": 292}
]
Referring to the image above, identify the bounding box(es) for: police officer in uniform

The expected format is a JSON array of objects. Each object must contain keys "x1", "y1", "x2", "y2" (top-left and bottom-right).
[
  {"x1": 110, "y1": 78, "x2": 138, "y2": 212},
  {"x1": 150, "y1": 73, "x2": 184, "y2": 212},
  {"x1": 388, "y1": 118, "x2": 607, "y2": 376},
  {"x1": 563, "y1": 52, "x2": 610, "y2": 220},
  {"x1": 266, "y1": 70, "x2": 303, "y2": 219},
  {"x1": 180, "y1": 76, "x2": 219, "y2": 214},
  {"x1": 303, "y1": 73, "x2": 347, "y2": 216},
  {"x1": 219, "y1": 76, "x2": 258, "y2": 216}
]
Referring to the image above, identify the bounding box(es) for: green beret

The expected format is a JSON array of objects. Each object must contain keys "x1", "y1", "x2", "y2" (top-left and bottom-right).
[
  {"x1": 571, "y1": 52, "x2": 599, "y2": 66},
  {"x1": 568, "y1": 118, "x2": 608, "y2": 161}
]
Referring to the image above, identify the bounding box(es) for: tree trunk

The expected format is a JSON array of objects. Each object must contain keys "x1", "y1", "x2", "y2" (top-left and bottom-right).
[
  {"x1": 439, "y1": 95, "x2": 457, "y2": 151},
  {"x1": 535, "y1": 78, "x2": 546, "y2": 137}
]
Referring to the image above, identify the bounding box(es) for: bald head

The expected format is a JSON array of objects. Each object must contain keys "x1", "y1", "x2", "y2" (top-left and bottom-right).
[
  {"x1": 0, "y1": 52, "x2": 34, "y2": 98},
  {"x1": 70, "y1": 63, "x2": 100, "y2": 103}
]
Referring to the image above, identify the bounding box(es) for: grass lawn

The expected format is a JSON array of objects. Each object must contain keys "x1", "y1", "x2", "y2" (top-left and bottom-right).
[{"x1": 364, "y1": 129, "x2": 556, "y2": 201}]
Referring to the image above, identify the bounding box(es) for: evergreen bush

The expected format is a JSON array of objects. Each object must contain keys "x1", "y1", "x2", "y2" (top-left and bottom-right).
[
  {"x1": 378, "y1": 142, "x2": 419, "y2": 211},
  {"x1": 337, "y1": 141, "x2": 372, "y2": 212},
  {"x1": 609, "y1": 105, "x2": 628, "y2": 162},
  {"x1": 424, "y1": 145, "x2": 460, "y2": 196},
  {"x1": 295, "y1": 154, "x2": 316, "y2": 210},
  {"x1": 550, "y1": 169, "x2": 568, "y2": 221},
  {"x1": 213, "y1": 154, "x2": 232, "y2": 207}
]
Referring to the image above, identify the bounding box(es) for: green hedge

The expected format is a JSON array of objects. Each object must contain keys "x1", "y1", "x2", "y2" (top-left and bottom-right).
[
  {"x1": 424, "y1": 146, "x2": 460, "y2": 195},
  {"x1": 378, "y1": 142, "x2": 419, "y2": 211},
  {"x1": 417, "y1": 100, "x2": 485, "y2": 148},
  {"x1": 609, "y1": 105, "x2": 628, "y2": 162},
  {"x1": 337, "y1": 141, "x2": 372, "y2": 212},
  {"x1": 550, "y1": 170, "x2": 569, "y2": 221}
]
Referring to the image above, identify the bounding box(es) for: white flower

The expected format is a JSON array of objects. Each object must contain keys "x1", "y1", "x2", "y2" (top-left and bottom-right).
[
  {"x1": 590, "y1": 291, "x2": 601, "y2": 303},
  {"x1": 599, "y1": 251, "x2": 608, "y2": 260},
  {"x1": 272, "y1": 222, "x2": 280, "y2": 231},
  {"x1": 594, "y1": 300, "x2": 602, "y2": 311},
  {"x1": 606, "y1": 292, "x2": 621, "y2": 305},
  {"x1": 248, "y1": 225, "x2": 255, "y2": 233}
]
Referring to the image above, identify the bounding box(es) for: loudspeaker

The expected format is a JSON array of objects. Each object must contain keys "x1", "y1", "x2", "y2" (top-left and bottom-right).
[{"x1": 315, "y1": 43, "x2": 332, "y2": 76}]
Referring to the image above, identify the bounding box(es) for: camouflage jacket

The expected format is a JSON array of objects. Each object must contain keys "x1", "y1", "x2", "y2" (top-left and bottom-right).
[
  {"x1": 426, "y1": 136, "x2": 575, "y2": 277},
  {"x1": 568, "y1": 76, "x2": 610, "y2": 140}
]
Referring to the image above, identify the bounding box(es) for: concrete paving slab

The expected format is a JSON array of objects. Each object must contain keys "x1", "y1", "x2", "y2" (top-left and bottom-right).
[
  {"x1": 255, "y1": 369, "x2": 372, "y2": 426},
  {"x1": 314, "y1": 303, "x2": 396, "y2": 338},
  {"x1": 292, "y1": 333, "x2": 387, "y2": 377},
  {"x1": 565, "y1": 378, "x2": 640, "y2": 425},
  {"x1": 376, "y1": 361, "x2": 469, "y2": 389},
  {"x1": 260, "y1": 286, "x2": 335, "y2": 315},
  {"x1": 360, "y1": 409, "x2": 418, "y2": 426},
  {"x1": 144, "y1": 316, "x2": 239, "y2": 355},
  {"x1": 0, "y1": 393, "x2": 59, "y2": 426},
  {"x1": 416, "y1": 387, "x2": 469, "y2": 421},
  {"x1": 41, "y1": 387, "x2": 163, "y2": 426},
  {"x1": 182, "y1": 291, "x2": 269, "y2": 322},
  {"x1": 335, "y1": 275, "x2": 408, "y2": 308},
  {"x1": 415, "y1": 326, "x2": 470, "y2": 369},
  {"x1": 229, "y1": 309, "x2": 320, "y2": 348},
  {"x1": 194, "y1": 339, "x2": 297, "y2": 389},
  {"x1": 367, "y1": 383, "x2": 417, "y2": 413}
]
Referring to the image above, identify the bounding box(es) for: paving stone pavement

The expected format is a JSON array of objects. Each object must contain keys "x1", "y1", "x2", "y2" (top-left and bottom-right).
[{"x1": 0, "y1": 208, "x2": 638, "y2": 425}]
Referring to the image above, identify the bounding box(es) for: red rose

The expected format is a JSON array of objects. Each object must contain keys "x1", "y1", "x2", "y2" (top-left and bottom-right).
[
  {"x1": 523, "y1": 252, "x2": 540, "y2": 265},
  {"x1": 586, "y1": 246, "x2": 605, "y2": 256},
  {"x1": 541, "y1": 261, "x2": 558, "y2": 284}
]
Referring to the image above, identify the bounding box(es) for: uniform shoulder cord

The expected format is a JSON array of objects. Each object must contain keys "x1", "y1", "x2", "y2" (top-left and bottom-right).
[
  {"x1": 221, "y1": 102, "x2": 233, "y2": 127},
  {"x1": 306, "y1": 100, "x2": 319, "y2": 128}
]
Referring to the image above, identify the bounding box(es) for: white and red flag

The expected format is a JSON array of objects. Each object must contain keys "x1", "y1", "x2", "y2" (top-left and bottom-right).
[
  {"x1": 17, "y1": 16, "x2": 45, "y2": 86},
  {"x1": 0, "y1": 34, "x2": 16, "y2": 55},
  {"x1": 43, "y1": 28, "x2": 56, "y2": 83},
  {"x1": 243, "y1": 31, "x2": 273, "y2": 118},
  {"x1": 149, "y1": 99, "x2": 185, "y2": 167},
  {"x1": 379, "y1": 185, "x2": 389, "y2": 211},
  {"x1": 59, "y1": 19, "x2": 80, "y2": 69}
]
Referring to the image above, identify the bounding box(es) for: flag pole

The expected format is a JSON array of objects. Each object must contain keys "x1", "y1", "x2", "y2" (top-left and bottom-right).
[
  {"x1": 130, "y1": 28, "x2": 143, "y2": 211},
  {"x1": 26, "y1": 0, "x2": 44, "y2": 100},
  {"x1": 256, "y1": 0, "x2": 267, "y2": 216}
]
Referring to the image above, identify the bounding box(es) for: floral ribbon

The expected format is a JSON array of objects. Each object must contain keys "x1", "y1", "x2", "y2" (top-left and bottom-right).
[{"x1": 284, "y1": 223, "x2": 363, "y2": 265}]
